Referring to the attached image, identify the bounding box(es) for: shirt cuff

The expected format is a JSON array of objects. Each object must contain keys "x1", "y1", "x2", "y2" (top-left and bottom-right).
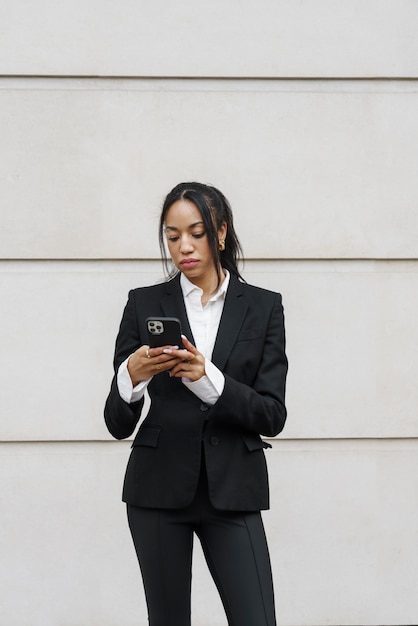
[
  {"x1": 117, "y1": 356, "x2": 151, "y2": 404},
  {"x1": 181, "y1": 358, "x2": 225, "y2": 405}
]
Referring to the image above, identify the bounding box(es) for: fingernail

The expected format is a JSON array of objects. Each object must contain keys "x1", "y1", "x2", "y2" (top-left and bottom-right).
[{"x1": 163, "y1": 349, "x2": 173, "y2": 354}]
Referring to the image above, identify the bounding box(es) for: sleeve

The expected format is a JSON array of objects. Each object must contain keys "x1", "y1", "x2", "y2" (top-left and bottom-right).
[
  {"x1": 181, "y1": 358, "x2": 225, "y2": 404},
  {"x1": 208, "y1": 293, "x2": 288, "y2": 437},
  {"x1": 104, "y1": 291, "x2": 145, "y2": 440},
  {"x1": 117, "y1": 355, "x2": 151, "y2": 403}
]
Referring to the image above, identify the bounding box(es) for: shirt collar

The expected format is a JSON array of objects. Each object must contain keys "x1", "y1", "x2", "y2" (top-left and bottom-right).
[{"x1": 180, "y1": 269, "x2": 230, "y2": 302}]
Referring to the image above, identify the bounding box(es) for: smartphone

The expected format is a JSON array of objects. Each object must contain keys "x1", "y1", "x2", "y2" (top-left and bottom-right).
[{"x1": 146, "y1": 317, "x2": 183, "y2": 348}]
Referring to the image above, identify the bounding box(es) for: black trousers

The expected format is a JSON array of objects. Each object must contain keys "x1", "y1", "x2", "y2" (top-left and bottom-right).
[{"x1": 127, "y1": 456, "x2": 277, "y2": 626}]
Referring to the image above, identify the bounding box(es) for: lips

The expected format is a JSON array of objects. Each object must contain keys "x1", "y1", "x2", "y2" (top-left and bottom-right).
[{"x1": 180, "y1": 259, "x2": 199, "y2": 269}]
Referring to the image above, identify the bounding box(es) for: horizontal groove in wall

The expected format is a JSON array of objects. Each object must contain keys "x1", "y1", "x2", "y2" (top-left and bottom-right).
[
  {"x1": 1, "y1": 438, "x2": 417, "y2": 447},
  {"x1": 1, "y1": 74, "x2": 418, "y2": 81},
  {"x1": 1, "y1": 258, "x2": 418, "y2": 263},
  {"x1": 1, "y1": 76, "x2": 418, "y2": 94},
  {"x1": 1, "y1": 259, "x2": 417, "y2": 271}
]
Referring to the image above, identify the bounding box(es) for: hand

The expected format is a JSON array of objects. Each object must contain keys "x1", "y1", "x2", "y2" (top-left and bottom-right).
[
  {"x1": 127, "y1": 344, "x2": 190, "y2": 386},
  {"x1": 168, "y1": 336, "x2": 206, "y2": 382}
]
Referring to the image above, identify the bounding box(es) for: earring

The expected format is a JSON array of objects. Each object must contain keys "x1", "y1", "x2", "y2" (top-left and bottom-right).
[{"x1": 219, "y1": 240, "x2": 225, "y2": 251}]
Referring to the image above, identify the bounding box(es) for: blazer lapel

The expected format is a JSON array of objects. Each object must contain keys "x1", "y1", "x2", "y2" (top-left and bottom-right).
[
  {"x1": 160, "y1": 274, "x2": 195, "y2": 345},
  {"x1": 212, "y1": 275, "x2": 248, "y2": 371},
  {"x1": 159, "y1": 273, "x2": 248, "y2": 367}
]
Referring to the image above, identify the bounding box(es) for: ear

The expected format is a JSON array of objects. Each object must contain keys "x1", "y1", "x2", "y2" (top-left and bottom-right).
[{"x1": 218, "y1": 222, "x2": 227, "y2": 243}]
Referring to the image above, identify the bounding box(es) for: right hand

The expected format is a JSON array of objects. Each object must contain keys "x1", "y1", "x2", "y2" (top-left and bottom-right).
[{"x1": 127, "y1": 344, "x2": 194, "y2": 386}]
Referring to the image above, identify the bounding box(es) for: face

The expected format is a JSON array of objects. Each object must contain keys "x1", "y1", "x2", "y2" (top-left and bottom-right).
[{"x1": 164, "y1": 199, "x2": 226, "y2": 289}]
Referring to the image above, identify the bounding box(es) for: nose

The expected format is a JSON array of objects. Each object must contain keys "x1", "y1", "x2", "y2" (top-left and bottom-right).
[{"x1": 179, "y1": 234, "x2": 194, "y2": 253}]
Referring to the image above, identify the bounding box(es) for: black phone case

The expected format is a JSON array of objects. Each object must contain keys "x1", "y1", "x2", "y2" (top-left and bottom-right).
[{"x1": 146, "y1": 317, "x2": 183, "y2": 348}]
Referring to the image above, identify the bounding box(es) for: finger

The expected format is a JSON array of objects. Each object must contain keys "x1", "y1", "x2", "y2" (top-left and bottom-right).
[
  {"x1": 146, "y1": 345, "x2": 179, "y2": 360},
  {"x1": 151, "y1": 355, "x2": 184, "y2": 373},
  {"x1": 181, "y1": 335, "x2": 198, "y2": 355},
  {"x1": 182, "y1": 339, "x2": 200, "y2": 364},
  {"x1": 164, "y1": 347, "x2": 195, "y2": 362},
  {"x1": 170, "y1": 357, "x2": 205, "y2": 379}
]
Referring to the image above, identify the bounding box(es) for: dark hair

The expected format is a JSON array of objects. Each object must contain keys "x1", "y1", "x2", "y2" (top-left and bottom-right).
[{"x1": 159, "y1": 182, "x2": 244, "y2": 289}]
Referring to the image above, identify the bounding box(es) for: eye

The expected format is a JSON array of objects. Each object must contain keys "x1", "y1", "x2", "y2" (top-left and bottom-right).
[
  {"x1": 192, "y1": 232, "x2": 206, "y2": 239},
  {"x1": 167, "y1": 236, "x2": 179, "y2": 242}
]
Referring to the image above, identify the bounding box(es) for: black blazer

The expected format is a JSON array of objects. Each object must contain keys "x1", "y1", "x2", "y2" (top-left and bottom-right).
[{"x1": 104, "y1": 273, "x2": 287, "y2": 511}]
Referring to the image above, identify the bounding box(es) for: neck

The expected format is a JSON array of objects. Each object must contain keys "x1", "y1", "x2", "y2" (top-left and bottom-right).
[{"x1": 189, "y1": 266, "x2": 225, "y2": 298}]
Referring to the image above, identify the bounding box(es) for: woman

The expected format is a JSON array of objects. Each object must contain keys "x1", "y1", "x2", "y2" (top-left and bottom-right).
[{"x1": 104, "y1": 182, "x2": 288, "y2": 626}]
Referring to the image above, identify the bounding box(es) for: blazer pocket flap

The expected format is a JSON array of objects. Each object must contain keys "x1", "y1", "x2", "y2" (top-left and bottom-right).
[
  {"x1": 242, "y1": 432, "x2": 272, "y2": 452},
  {"x1": 237, "y1": 327, "x2": 263, "y2": 342},
  {"x1": 132, "y1": 425, "x2": 161, "y2": 448}
]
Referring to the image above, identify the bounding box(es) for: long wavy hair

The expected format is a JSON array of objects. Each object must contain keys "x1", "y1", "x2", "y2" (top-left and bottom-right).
[{"x1": 158, "y1": 182, "x2": 244, "y2": 290}]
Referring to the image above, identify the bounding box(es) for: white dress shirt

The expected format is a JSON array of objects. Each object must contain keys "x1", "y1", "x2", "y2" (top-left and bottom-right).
[{"x1": 117, "y1": 271, "x2": 230, "y2": 405}]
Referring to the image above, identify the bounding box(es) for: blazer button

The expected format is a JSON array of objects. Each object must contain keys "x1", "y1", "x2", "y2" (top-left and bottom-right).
[
  {"x1": 200, "y1": 403, "x2": 209, "y2": 411},
  {"x1": 210, "y1": 436, "x2": 219, "y2": 446}
]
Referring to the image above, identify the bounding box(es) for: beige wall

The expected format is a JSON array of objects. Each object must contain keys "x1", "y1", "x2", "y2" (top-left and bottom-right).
[
  {"x1": 1, "y1": 2, "x2": 417, "y2": 625},
  {"x1": 1, "y1": 0, "x2": 418, "y2": 76},
  {"x1": 1, "y1": 79, "x2": 418, "y2": 260}
]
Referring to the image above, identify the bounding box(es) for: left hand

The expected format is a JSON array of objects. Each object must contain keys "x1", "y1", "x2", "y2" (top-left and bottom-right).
[{"x1": 169, "y1": 335, "x2": 205, "y2": 382}]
